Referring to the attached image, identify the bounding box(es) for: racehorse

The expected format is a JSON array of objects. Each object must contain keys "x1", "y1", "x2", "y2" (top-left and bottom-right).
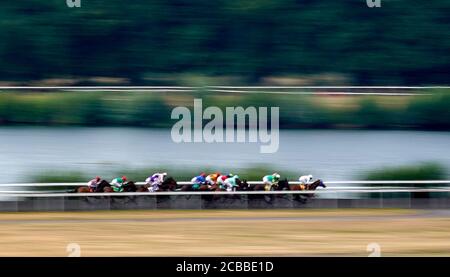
[
  {"x1": 122, "y1": 181, "x2": 138, "y2": 192},
  {"x1": 277, "y1": 179, "x2": 290, "y2": 190},
  {"x1": 76, "y1": 179, "x2": 111, "y2": 193},
  {"x1": 244, "y1": 178, "x2": 326, "y2": 202},
  {"x1": 289, "y1": 179, "x2": 326, "y2": 191},
  {"x1": 158, "y1": 176, "x2": 178, "y2": 191},
  {"x1": 96, "y1": 180, "x2": 112, "y2": 192},
  {"x1": 307, "y1": 179, "x2": 326, "y2": 190},
  {"x1": 245, "y1": 178, "x2": 289, "y2": 191},
  {"x1": 304, "y1": 179, "x2": 326, "y2": 198},
  {"x1": 288, "y1": 179, "x2": 326, "y2": 200}
]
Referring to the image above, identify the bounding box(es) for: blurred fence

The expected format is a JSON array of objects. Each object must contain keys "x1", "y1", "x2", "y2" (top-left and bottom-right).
[
  {"x1": 0, "y1": 190, "x2": 450, "y2": 211},
  {"x1": 1, "y1": 180, "x2": 450, "y2": 191},
  {"x1": 0, "y1": 180, "x2": 449, "y2": 211}
]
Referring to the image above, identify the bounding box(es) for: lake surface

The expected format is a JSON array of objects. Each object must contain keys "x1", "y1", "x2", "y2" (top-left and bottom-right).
[{"x1": 0, "y1": 127, "x2": 449, "y2": 183}]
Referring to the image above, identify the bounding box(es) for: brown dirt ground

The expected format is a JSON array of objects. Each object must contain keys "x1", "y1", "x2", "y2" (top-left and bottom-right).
[{"x1": 0, "y1": 209, "x2": 449, "y2": 257}]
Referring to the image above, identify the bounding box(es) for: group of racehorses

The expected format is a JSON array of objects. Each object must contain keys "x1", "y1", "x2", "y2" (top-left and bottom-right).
[{"x1": 76, "y1": 176, "x2": 326, "y2": 198}]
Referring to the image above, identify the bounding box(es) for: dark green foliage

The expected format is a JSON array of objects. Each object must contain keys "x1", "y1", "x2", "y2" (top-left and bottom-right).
[
  {"x1": 363, "y1": 163, "x2": 447, "y2": 181},
  {"x1": 0, "y1": 1, "x2": 448, "y2": 84},
  {"x1": 0, "y1": 90, "x2": 449, "y2": 130}
]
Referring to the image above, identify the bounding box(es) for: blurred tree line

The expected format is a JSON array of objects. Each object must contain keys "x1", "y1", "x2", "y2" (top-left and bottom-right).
[
  {"x1": 0, "y1": 0, "x2": 448, "y2": 84},
  {"x1": 0, "y1": 90, "x2": 449, "y2": 130}
]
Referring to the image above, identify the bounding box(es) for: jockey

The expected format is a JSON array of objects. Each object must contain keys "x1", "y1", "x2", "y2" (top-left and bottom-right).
[
  {"x1": 299, "y1": 174, "x2": 313, "y2": 185},
  {"x1": 216, "y1": 174, "x2": 229, "y2": 190},
  {"x1": 262, "y1": 173, "x2": 280, "y2": 191},
  {"x1": 205, "y1": 172, "x2": 221, "y2": 186},
  {"x1": 191, "y1": 172, "x2": 207, "y2": 190},
  {"x1": 145, "y1": 172, "x2": 167, "y2": 192},
  {"x1": 87, "y1": 176, "x2": 101, "y2": 192},
  {"x1": 223, "y1": 175, "x2": 240, "y2": 192},
  {"x1": 299, "y1": 174, "x2": 313, "y2": 190},
  {"x1": 111, "y1": 176, "x2": 127, "y2": 192}
]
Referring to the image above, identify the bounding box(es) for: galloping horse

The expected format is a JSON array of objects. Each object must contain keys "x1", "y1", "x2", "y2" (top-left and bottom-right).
[
  {"x1": 96, "y1": 180, "x2": 112, "y2": 192},
  {"x1": 244, "y1": 178, "x2": 326, "y2": 202},
  {"x1": 158, "y1": 176, "x2": 178, "y2": 191},
  {"x1": 76, "y1": 179, "x2": 112, "y2": 193},
  {"x1": 307, "y1": 179, "x2": 326, "y2": 190},
  {"x1": 122, "y1": 181, "x2": 138, "y2": 192},
  {"x1": 288, "y1": 179, "x2": 326, "y2": 191},
  {"x1": 304, "y1": 179, "x2": 326, "y2": 197},
  {"x1": 289, "y1": 179, "x2": 326, "y2": 200},
  {"x1": 246, "y1": 178, "x2": 289, "y2": 191},
  {"x1": 276, "y1": 179, "x2": 290, "y2": 191}
]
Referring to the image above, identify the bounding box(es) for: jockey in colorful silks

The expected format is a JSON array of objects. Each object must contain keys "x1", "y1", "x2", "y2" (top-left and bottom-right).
[
  {"x1": 87, "y1": 176, "x2": 101, "y2": 192},
  {"x1": 145, "y1": 172, "x2": 167, "y2": 192},
  {"x1": 111, "y1": 176, "x2": 127, "y2": 192},
  {"x1": 216, "y1": 174, "x2": 229, "y2": 190},
  {"x1": 191, "y1": 172, "x2": 207, "y2": 190},
  {"x1": 205, "y1": 172, "x2": 221, "y2": 186},
  {"x1": 262, "y1": 173, "x2": 280, "y2": 191},
  {"x1": 223, "y1": 175, "x2": 240, "y2": 192}
]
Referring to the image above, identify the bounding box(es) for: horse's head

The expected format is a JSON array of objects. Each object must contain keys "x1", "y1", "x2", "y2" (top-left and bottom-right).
[
  {"x1": 318, "y1": 180, "x2": 326, "y2": 188},
  {"x1": 310, "y1": 179, "x2": 326, "y2": 190}
]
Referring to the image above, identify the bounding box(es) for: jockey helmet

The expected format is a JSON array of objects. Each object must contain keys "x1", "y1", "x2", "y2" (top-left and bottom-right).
[
  {"x1": 95, "y1": 176, "x2": 101, "y2": 181},
  {"x1": 200, "y1": 172, "x2": 206, "y2": 177},
  {"x1": 122, "y1": 176, "x2": 127, "y2": 181},
  {"x1": 273, "y1": 173, "x2": 280, "y2": 180}
]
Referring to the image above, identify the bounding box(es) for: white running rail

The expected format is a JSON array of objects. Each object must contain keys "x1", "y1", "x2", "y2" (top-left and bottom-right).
[
  {"x1": 1, "y1": 180, "x2": 449, "y2": 188},
  {"x1": 0, "y1": 180, "x2": 449, "y2": 197},
  {"x1": 1, "y1": 188, "x2": 450, "y2": 198}
]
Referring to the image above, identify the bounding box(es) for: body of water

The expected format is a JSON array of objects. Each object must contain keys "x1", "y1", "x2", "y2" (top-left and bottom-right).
[{"x1": 0, "y1": 127, "x2": 449, "y2": 183}]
